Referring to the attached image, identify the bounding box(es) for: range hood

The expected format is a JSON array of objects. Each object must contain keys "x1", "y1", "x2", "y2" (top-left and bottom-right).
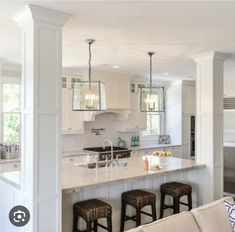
[
  {"x1": 224, "y1": 97, "x2": 235, "y2": 110},
  {"x1": 83, "y1": 109, "x2": 132, "y2": 122}
]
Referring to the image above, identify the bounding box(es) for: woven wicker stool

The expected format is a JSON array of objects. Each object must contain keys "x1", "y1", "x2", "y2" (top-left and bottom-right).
[
  {"x1": 120, "y1": 189, "x2": 157, "y2": 231},
  {"x1": 73, "y1": 199, "x2": 112, "y2": 232},
  {"x1": 159, "y1": 182, "x2": 192, "y2": 219}
]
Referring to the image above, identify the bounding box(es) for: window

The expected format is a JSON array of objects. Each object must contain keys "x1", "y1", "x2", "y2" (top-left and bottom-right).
[
  {"x1": 142, "y1": 112, "x2": 162, "y2": 136},
  {"x1": 2, "y1": 83, "x2": 21, "y2": 142}
]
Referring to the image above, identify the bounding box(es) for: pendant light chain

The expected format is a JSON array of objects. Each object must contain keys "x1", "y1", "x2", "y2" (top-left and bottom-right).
[
  {"x1": 86, "y1": 39, "x2": 95, "y2": 90},
  {"x1": 150, "y1": 53, "x2": 152, "y2": 95},
  {"x1": 148, "y1": 51, "x2": 155, "y2": 95},
  {"x1": 88, "y1": 41, "x2": 92, "y2": 90}
]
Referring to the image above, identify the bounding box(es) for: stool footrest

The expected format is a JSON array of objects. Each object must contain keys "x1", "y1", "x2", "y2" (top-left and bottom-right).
[
  {"x1": 141, "y1": 211, "x2": 153, "y2": 217},
  {"x1": 97, "y1": 222, "x2": 109, "y2": 230},
  {"x1": 163, "y1": 204, "x2": 174, "y2": 210},
  {"x1": 180, "y1": 202, "x2": 190, "y2": 207},
  {"x1": 124, "y1": 215, "x2": 136, "y2": 222}
]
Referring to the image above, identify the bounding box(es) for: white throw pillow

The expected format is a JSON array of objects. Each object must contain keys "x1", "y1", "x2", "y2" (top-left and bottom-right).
[{"x1": 224, "y1": 200, "x2": 235, "y2": 232}]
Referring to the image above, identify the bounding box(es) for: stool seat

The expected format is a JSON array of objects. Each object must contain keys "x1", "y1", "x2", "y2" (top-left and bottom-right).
[
  {"x1": 73, "y1": 199, "x2": 112, "y2": 232},
  {"x1": 120, "y1": 189, "x2": 157, "y2": 231},
  {"x1": 122, "y1": 189, "x2": 156, "y2": 209},
  {"x1": 161, "y1": 182, "x2": 192, "y2": 198},
  {"x1": 74, "y1": 199, "x2": 112, "y2": 222},
  {"x1": 160, "y1": 182, "x2": 192, "y2": 219}
]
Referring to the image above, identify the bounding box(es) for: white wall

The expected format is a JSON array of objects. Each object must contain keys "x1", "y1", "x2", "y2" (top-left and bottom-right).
[{"x1": 165, "y1": 81, "x2": 182, "y2": 145}]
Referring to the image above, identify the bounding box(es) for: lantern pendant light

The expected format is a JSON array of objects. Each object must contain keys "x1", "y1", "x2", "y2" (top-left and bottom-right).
[
  {"x1": 72, "y1": 39, "x2": 106, "y2": 111},
  {"x1": 139, "y1": 52, "x2": 164, "y2": 112}
]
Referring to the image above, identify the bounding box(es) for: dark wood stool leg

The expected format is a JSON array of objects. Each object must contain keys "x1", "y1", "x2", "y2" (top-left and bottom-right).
[
  {"x1": 107, "y1": 215, "x2": 112, "y2": 232},
  {"x1": 173, "y1": 197, "x2": 180, "y2": 214},
  {"x1": 160, "y1": 193, "x2": 165, "y2": 219},
  {"x1": 73, "y1": 214, "x2": 78, "y2": 232},
  {"x1": 151, "y1": 203, "x2": 157, "y2": 221},
  {"x1": 136, "y1": 207, "x2": 141, "y2": 227},
  {"x1": 120, "y1": 202, "x2": 126, "y2": 232},
  {"x1": 188, "y1": 194, "x2": 192, "y2": 210},
  {"x1": 86, "y1": 221, "x2": 92, "y2": 232},
  {"x1": 94, "y1": 220, "x2": 98, "y2": 232}
]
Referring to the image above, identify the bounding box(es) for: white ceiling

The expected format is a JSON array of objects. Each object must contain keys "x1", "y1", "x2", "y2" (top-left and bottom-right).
[{"x1": 1, "y1": 1, "x2": 235, "y2": 80}]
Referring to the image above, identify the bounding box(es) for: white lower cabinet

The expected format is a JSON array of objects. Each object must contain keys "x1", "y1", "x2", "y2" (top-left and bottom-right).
[
  {"x1": 62, "y1": 155, "x2": 97, "y2": 165},
  {"x1": 4, "y1": 162, "x2": 20, "y2": 171},
  {"x1": 0, "y1": 161, "x2": 20, "y2": 172},
  {"x1": 62, "y1": 156, "x2": 77, "y2": 165},
  {"x1": 62, "y1": 88, "x2": 84, "y2": 134}
]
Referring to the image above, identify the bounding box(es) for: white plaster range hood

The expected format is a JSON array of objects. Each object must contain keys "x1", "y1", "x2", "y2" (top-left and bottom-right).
[
  {"x1": 224, "y1": 97, "x2": 235, "y2": 110},
  {"x1": 83, "y1": 109, "x2": 132, "y2": 122}
]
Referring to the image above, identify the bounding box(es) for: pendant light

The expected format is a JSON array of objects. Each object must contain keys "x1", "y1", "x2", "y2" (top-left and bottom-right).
[
  {"x1": 139, "y1": 52, "x2": 164, "y2": 112},
  {"x1": 72, "y1": 39, "x2": 106, "y2": 111}
]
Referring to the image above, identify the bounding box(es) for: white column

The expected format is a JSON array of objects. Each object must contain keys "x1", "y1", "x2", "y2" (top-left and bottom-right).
[
  {"x1": 14, "y1": 5, "x2": 69, "y2": 232},
  {"x1": 192, "y1": 51, "x2": 227, "y2": 203}
]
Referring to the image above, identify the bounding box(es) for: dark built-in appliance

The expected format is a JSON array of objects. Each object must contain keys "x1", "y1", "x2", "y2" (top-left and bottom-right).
[{"x1": 190, "y1": 116, "x2": 195, "y2": 158}]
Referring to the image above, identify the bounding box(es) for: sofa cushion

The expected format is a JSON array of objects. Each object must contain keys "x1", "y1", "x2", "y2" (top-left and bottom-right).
[
  {"x1": 191, "y1": 197, "x2": 234, "y2": 232},
  {"x1": 224, "y1": 200, "x2": 235, "y2": 231},
  {"x1": 141, "y1": 211, "x2": 200, "y2": 232}
]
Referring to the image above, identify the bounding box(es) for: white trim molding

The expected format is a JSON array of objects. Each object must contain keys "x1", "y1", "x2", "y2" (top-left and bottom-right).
[{"x1": 14, "y1": 4, "x2": 70, "y2": 232}]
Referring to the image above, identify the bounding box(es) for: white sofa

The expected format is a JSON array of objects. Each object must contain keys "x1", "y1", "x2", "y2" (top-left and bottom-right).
[{"x1": 126, "y1": 197, "x2": 234, "y2": 232}]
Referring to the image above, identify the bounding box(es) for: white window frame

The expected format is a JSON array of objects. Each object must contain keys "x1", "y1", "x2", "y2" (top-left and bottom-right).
[
  {"x1": 141, "y1": 112, "x2": 165, "y2": 141},
  {"x1": 0, "y1": 76, "x2": 21, "y2": 142}
]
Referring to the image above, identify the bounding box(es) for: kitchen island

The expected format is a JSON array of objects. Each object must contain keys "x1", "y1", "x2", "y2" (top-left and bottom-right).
[{"x1": 62, "y1": 156, "x2": 206, "y2": 232}]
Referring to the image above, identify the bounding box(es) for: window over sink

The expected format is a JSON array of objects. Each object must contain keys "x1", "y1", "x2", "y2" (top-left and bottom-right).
[{"x1": 142, "y1": 112, "x2": 164, "y2": 137}]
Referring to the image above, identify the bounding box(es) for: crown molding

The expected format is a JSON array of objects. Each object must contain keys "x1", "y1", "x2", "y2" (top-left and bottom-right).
[
  {"x1": 191, "y1": 51, "x2": 229, "y2": 63},
  {"x1": 13, "y1": 4, "x2": 71, "y2": 28}
]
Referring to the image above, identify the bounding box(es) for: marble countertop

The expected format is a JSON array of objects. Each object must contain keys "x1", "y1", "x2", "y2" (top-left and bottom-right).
[{"x1": 62, "y1": 156, "x2": 206, "y2": 192}]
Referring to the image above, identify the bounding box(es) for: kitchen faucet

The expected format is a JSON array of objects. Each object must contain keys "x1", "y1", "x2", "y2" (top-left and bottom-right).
[{"x1": 103, "y1": 139, "x2": 113, "y2": 167}]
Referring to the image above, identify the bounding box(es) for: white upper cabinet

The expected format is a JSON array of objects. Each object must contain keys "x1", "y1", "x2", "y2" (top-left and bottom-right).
[
  {"x1": 224, "y1": 71, "x2": 235, "y2": 97},
  {"x1": 182, "y1": 81, "x2": 195, "y2": 115},
  {"x1": 62, "y1": 77, "x2": 84, "y2": 134},
  {"x1": 93, "y1": 72, "x2": 131, "y2": 109}
]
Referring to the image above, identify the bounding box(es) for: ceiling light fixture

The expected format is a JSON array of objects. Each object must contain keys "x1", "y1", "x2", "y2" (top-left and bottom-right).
[
  {"x1": 113, "y1": 65, "x2": 119, "y2": 69},
  {"x1": 72, "y1": 39, "x2": 106, "y2": 111},
  {"x1": 139, "y1": 52, "x2": 164, "y2": 112},
  {"x1": 163, "y1": 72, "x2": 169, "y2": 75}
]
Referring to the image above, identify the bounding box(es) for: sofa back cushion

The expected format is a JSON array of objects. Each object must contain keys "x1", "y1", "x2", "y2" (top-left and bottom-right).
[
  {"x1": 141, "y1": 211, "x2": 200, "y2": 232},
  {"x1": 191, "y1": 197, "x2": 234, "y2": 232}
]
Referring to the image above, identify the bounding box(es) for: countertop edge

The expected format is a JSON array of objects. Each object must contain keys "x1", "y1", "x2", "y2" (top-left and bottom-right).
[{"x1": 62, "y1": 163, "x2": 206, "y2": 193}]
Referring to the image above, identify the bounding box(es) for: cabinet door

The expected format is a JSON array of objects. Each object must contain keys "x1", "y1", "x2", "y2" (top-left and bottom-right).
[
  {"x1": 67, "y1": 90, "x2": 84, "y2": 132},
  {"x1": 190, "y1": 85, "x2": 195, "y2": 114},
  {"x1": 62, "y1": 89, "x2": 84, "y2": 134},
  {"x1": 62, "y1": 89, "x2": 70, "y2": 131},
  {"x1": 62, "y1": 156, "x2": 76, "y2": 165},
  {"x1": 182, "y1": 84, "x2": 195, "y2": 115},
  {"x1": 4, "y1": 162, "x2": 20, "y2": 171},
  {"x1": 125, "y1": 93, "x2": 147, "y2": 131},
  {"x1": 182, "y1": 115, "x2": 190, "y2": 144}
]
